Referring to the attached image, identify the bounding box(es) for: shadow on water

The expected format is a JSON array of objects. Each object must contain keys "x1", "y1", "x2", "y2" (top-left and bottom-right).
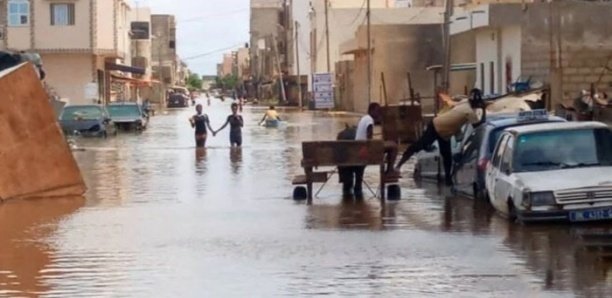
[{"x1": 0, "y1": 197, "x2": 85, "y2": 297}]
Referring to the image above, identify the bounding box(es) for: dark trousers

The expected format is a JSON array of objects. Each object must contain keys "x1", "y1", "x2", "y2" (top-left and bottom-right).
[
  {"x1": 339, "y1": 166, "x2": 366, "y2": 195},
  {"x1": 230, "y1": 130, "x2": 242, "y2": 147},
  {"x1": 401, "y1": 122, "x2": 452, "y2": 181}
]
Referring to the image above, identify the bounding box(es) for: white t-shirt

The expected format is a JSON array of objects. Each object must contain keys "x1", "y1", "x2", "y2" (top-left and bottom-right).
[{"x1": 355, "y1": 115, "x2": 374, "y2": 140}]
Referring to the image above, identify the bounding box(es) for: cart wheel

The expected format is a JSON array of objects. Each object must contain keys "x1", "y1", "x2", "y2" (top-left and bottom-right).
[
  {"x1": 387, "y1": 185, "x2": 401, "y2": 201},
  {"x1": 293, "y1": 186, "x2": 308, "y2": 201}
]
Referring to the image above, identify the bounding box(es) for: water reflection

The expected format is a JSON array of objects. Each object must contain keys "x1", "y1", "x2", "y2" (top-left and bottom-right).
[
  {"x1": 0, "y1": 197, "x2": 84, "y2": 296},
  {"x1": 230, "y1": 147, "x2": 242, "y2": 174},
  {"x1": 305, "y1": 199, "x2": 382, "y2": 230}
]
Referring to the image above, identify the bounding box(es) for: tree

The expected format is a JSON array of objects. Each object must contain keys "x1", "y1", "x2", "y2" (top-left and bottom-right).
[
  {"x1": 186, "y1": 73, "x2": 203, "y2": 90},
  {"x1": 214, "y1": 74, "x2": 239, "y2": 91}
]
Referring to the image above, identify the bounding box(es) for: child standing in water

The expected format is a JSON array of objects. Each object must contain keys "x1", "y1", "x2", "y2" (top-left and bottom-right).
[
  {"x1": 215, "y1": 103, "x2": 244, "y2": 147},
  {"x1": 189, "y1": 104, "x2": 215, "y2": 147}
]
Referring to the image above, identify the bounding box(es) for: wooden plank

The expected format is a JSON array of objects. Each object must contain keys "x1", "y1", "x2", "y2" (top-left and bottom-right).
[
  {"x1": 381, "y1": 105, "x2": 423, "y2": 144},
  {"x1": 301, "y1": 140, "x2": 385, "y2": 167},
  {"x1": 0, "y1": 63, "x2": 86, "y2": 201}
]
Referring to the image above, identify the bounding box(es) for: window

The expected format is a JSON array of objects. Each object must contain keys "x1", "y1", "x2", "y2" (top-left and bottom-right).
[
  {"x1": 491, "y1": 134, "x2": 509, "y2": 168},
  {"x1": 500, "y1": 136, "x2": 514, "y2": 174},
  {"x1": 50, "y1": 3, "x2": 75, "y2": 26},
  {"x1": 8, "y1": 0, "x2": 29, "y2": 26},
  {"x1": 489, "y1": 61, "x2": 495, "y2": 94},
  {"x1": 479, "y1": 63, "x2": 484, "y2": 91}
]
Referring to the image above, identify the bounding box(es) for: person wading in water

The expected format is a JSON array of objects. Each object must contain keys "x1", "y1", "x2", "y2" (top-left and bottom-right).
[
  {"x1": 189, "y1": 104, "x2": 215, "y2": 148},
  {"x1": 215, "y1": 103, "x2": 244, "y2": 147}
]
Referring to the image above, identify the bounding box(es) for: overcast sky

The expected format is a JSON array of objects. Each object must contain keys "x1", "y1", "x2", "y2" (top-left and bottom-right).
[{"x1": 137, "y1": 0, "x2": 250, "y2": 75}]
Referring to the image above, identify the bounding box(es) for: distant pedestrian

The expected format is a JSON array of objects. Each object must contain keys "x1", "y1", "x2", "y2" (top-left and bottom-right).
[
  {"x1": 189, "y1": 104, "x2": 215, "y2": 148},
  {"x1": 215, "y1": 103, "x2": 244, "y2": 147}
]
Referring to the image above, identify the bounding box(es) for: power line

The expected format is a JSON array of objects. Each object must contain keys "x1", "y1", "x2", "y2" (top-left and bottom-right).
[
  {"x1": 178, "y1": 9, "x2": 249, "y2": 23},
  {"x1": 182, "y1": 43, "x2": 245, "y2": 61}
]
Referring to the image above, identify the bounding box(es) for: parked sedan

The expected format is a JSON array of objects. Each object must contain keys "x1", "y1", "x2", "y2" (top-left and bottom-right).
[
  {"x1": 167, "y1": 93, "x2": 189, "y2": 108},
  {"x1": 452, "y1": 111, "x2": 565, "y2": 200},
  {"x1": 486, "y1": 121, "x2": 612, "y2": 223},
  {"x1": 59, "y1": 105, "x2": 116, "y2": 138},
  {"x1": 107, "y1": 102, "x2": 148, "y2": 131}
]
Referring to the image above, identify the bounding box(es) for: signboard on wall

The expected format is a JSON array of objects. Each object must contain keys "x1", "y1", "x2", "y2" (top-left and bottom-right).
[{"x1": 312, "y1": 73, "x2": 334, "y2": 109}]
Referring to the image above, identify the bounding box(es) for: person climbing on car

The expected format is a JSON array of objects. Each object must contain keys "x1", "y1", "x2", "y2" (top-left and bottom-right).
[
  {"x1": 189, "y1": 104, "x2": 215, "y2": 148},
  {"x1": 395, "y1": 88, "x2": 487, "y2": 186}
]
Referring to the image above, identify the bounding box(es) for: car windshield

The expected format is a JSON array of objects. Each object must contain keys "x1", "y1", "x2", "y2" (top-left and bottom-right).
[
  {"x1": 107, "y1": 105, "x2": 141, "y2": 118},
  {"x1": 513, "y1": 128, "x2": 612, "y2": 172},
  {"x1": 61, "y1": 106, "x2": 104, "y2": 121}
]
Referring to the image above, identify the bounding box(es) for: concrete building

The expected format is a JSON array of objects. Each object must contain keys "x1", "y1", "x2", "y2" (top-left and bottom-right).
[
  {"x1": 151, "y1": 14, "x2": 177, "y2": 101},
  {"x1": 309, "y1": 0, "x2": 396, "y2": 75},
  {"x1": 129, "y1": 6, "x2": 155, "y2": 101},
  {"x1": 236, "y1": 47, "x2": 250, "y2": 81},
  {"x1": 1, "y1": 0, "x2": 133, "y2": 105},
  {"x1": 451, "y1": 2, "x2": 612, "y2": 106},
  {"x1": 221, "y1": 53, "x2": 233, "y2": 77},
  {"x1": 339, "y1": 22, "x2": 444, "y2": 113}
]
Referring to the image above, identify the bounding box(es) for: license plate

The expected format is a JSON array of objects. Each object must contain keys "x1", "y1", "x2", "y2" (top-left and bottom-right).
[{"x1": 569, "y1": 208, "x2": 612, "y2": 222}]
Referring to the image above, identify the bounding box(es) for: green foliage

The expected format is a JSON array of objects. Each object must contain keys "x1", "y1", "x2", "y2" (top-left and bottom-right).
[
  {"x1": 186, "y1": 73, "x2": 203, "y2": 90},
  {"x1": 214, "y1": 74, "x2": 239, "y2": 90}
]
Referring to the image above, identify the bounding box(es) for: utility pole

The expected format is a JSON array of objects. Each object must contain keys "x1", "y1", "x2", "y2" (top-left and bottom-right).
[
  {"x1": 272, "y1": 35, "x2": 288, "y2": 102},
  {"x1": 295, "y1": 21, "x2": 303, "y2": 110},
  {"x1": 324, "y1": 0, "x2": 331, "y2": 72},
  {"x1": 367, "y1": 0, "x2": 372, "y2": 104},
  {"x1": 442, "y1": 0, "x2": 453, "y2": 92}
]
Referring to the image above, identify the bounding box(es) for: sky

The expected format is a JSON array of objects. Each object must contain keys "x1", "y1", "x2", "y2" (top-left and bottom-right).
[{"x1": 136, "y1": 0, "x2": 250, "y2": 75}]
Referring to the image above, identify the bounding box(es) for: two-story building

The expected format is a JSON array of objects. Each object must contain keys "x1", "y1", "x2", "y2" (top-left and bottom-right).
[{"x1": 1, "y1": 0, "x2": 135, "y2": 105}]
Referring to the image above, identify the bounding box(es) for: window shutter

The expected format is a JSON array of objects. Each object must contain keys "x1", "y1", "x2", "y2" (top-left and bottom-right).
[
  {"x1": 50, "y1": 4, "x2": 55, "y2": 25},
  {"x1": 69, "y1": 3, "x2": 75, "y2": 25}
]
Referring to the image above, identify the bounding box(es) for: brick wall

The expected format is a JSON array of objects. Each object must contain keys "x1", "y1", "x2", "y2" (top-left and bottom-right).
[{"x1": 519, "y1": 2, "x2": 612, "y2": 104}]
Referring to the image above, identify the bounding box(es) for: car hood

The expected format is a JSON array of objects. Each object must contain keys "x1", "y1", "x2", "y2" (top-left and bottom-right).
[
  {"x1": 59, "y1": 119, "x2": 102, "y2": 131},
  {"x1": 515, "y1": 167, "x2": 612, "y2": 192}
]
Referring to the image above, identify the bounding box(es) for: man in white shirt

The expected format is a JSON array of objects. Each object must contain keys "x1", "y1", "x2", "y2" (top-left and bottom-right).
[
  {"x1": 340, "y1": 103, "x2": 397, "y2": 198},
  {"x1": 396, "y1": 89, "x2": 486, "y2": 185}
]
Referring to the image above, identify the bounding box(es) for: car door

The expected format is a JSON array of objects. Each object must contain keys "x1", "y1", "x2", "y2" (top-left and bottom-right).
[
  {"x1": 493, "y1": 136, "x2": 515, "y2": 214},
  {"x1": 453, "y1": 128, "x2": 483, "y2": 196},
  {"x1": 486, "y1": 134, "x2": 509, "y2": 211}
]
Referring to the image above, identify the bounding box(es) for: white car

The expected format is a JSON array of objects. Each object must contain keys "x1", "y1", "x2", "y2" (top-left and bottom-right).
[{"x1": 485, "y1": 122, "x2": 612, "y2": 223}]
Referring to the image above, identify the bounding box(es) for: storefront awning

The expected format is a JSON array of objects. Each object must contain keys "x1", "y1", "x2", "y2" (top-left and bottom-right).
[
  {"x1": 105, "y1": 63, "x2": 146, "y2": 75},
  {"x1": 111, "y1": 74, "x2": 159, "y2": 86}
]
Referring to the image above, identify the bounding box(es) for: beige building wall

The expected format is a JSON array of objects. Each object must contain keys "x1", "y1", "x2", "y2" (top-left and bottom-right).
[
  {"x1": 7, "y1": 27, "x2": 30, "y2": 51},
  {"x1": 96, "y1": 0, "x2": 115, "y2": 50},
  {"x1": 349, "y1": 24, "x2": 444, "y2": 113},
  {"x1": 34, "y1": 0, "x2": 90, "y2": 50},
  {"x1": 42, "y1": 53, "x2": 93, "y2": 105},
  {"x1": 310, "y1": 4, "x2": 443, "y2": 75},
  {"x1": 222, "y1": 53, "x2": 233, "y2": 77},
  {"x1": 116, "y1": 1, "x2": 131, "y2": 59}
]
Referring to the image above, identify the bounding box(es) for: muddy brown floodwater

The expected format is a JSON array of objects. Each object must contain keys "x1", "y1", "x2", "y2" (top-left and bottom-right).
[{"x1": 1, "y1": 98, "x2": 612, "y2": 297}]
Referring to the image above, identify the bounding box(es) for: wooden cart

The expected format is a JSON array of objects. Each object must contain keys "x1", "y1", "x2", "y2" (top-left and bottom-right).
[{"x1": 292, "y1": 140, "x2": 400, "y2": 204}]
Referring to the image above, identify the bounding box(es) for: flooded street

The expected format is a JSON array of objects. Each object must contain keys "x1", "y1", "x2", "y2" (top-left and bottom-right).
[{"x1": 2, "y1": 98, "x2": 612, "y2": 297}]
